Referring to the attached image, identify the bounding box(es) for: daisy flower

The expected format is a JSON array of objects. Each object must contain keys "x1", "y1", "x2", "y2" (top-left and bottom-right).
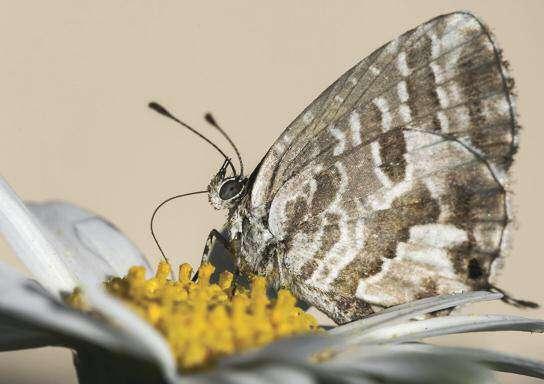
[{"x1": 0, "y1": 175, "x2": 543, "y2": 384}]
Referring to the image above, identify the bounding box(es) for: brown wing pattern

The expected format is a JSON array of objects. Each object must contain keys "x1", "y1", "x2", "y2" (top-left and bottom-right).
[{"x1": 250, "y1": 12, "x2": 518, "y2": 323}]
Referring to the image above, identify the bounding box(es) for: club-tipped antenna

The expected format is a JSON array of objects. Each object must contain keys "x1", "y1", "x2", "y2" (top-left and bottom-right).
[
  {"x1": 205, "y1": 112, "x2": 244, "y2": 177},
  {"x1": 148, "y1": 102, "x2": 236, "y2": 175},
  {"x1": 150, "y1": 190, "x2": 208, "y2": 264}
]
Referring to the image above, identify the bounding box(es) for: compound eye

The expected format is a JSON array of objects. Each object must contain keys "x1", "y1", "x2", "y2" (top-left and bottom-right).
[{"x1": 219, "y1": 179, "x2": 243, "y2": 200}]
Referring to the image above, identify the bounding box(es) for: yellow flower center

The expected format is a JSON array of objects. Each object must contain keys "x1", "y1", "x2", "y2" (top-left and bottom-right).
[{"x1": 69, "y1": 262, "x2": 319, "y2": 371}]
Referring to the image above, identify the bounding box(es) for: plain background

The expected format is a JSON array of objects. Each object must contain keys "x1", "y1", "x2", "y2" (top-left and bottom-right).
[{"x1": 0, "y1": 1, "x2": 543, "y2": 383}]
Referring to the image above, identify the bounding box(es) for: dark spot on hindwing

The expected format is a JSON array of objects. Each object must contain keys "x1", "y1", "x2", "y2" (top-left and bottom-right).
[
  {"x1": 468, "y1": 258, "x2": 483, "y2": 279},
  {"x1": 450, "y1": 244, "x2": 494, "y2": 289}
]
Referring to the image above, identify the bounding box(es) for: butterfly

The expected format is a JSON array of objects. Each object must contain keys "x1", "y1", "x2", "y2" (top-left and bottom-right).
[{"x1": 152, "y1": 12, "x2": 530, "y2": 324}]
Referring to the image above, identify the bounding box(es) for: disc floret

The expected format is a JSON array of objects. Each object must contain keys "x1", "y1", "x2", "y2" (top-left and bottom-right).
[{"x1": 71, "y1": 261, "x2": 319, "y2": 370}]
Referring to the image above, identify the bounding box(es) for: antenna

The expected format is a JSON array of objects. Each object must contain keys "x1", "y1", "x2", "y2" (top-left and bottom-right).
[
  {"x1": 205, "y1": 112, "x2": 244, "y2": 177},
  {"x1": 150, "y1": 190, "x2": 208, "y2": 264},
  {"x1": 148, "y1": 102, "x2": 236, "y2": 175}
]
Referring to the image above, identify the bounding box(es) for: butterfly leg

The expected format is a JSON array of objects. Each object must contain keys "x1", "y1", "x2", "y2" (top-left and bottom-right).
[
  {"x1": 202, "y1": 229, "x2": 230, "y2": 262},
  {"x1": 192, "y1": 229, "x2": 231, "y2": 282}
]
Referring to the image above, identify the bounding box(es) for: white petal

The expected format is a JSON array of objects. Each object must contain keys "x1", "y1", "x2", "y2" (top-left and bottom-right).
[
  {"x1": 206, "y1": 371, "x2": 275, "y2": 384},
  {"x1": 218, "y1": 335, "x2": 336, "y2": 367},
  {"x1": 0, "y1": 177, "x2": 76, "y2": 294},
  {"x1": 381, "y1": 344, "x2": 544, "y2": 380},
  {"x1": 349, "y1": 314, "x2": 544, "y2": 345},
  {"x1": 221, "y1": 348, "x2": 495, "y2": 384},
  {"x1": 81, "y1": 281, "x2": 178, "y2": 380},
  {"x1": 256, "y1": 366, "x2": 318, "y2": 384},
  {"x1": 0, "y1": 179, "x2": 175, "y2": 378},
  {"x1": 28, "y1": 201, "x2": 152, "y2": 287},
  {"x1": 330, "y1": 291, "x2": 502, "y2": 336},
  {"x1": 0, "y1": 260, "x2": 149, "y2": 357},
  {"x1": 191, "y1": 365, "x2": 321, "y2": 384},
  {"x1": 322, "y1": 349, "x2": 496, "y2": 384}
]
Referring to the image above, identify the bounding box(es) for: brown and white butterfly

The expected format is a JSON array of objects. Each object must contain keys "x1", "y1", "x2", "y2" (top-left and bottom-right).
[{"x1": 155, "y1": 12, "x2": 527, "y2": 324}]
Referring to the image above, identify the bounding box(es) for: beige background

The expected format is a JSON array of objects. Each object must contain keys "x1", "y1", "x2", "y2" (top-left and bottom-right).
[{"x1": 0, "y1": 1, "x2": 543, "y2": 383}]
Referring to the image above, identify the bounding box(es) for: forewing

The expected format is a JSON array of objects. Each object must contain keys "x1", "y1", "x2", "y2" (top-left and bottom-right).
[{"x1": 253, "y1": 12, "x2": 518, "y2": 323}]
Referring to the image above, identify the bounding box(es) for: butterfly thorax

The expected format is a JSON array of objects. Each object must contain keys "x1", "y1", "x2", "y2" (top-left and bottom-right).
[
  {"x1": 226, "y1": 195, "x2": 281, "y2": 285},
  {"x1": 207, "y1": 168, "x2": 282, "y2": 284}
]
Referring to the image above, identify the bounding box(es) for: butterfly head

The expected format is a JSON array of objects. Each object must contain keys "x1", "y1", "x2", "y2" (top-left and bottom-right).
[
  {"x1": 147, "y1": 102, "x2": 247, "y2": 210},
  {"x1": 208, "y1": 160, "x2": 247, "y2": 210}
]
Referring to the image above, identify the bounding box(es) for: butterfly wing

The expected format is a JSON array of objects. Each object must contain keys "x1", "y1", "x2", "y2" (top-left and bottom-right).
[{"x1": 250, "y1": 12, "x2": 518, "y2": 323}]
